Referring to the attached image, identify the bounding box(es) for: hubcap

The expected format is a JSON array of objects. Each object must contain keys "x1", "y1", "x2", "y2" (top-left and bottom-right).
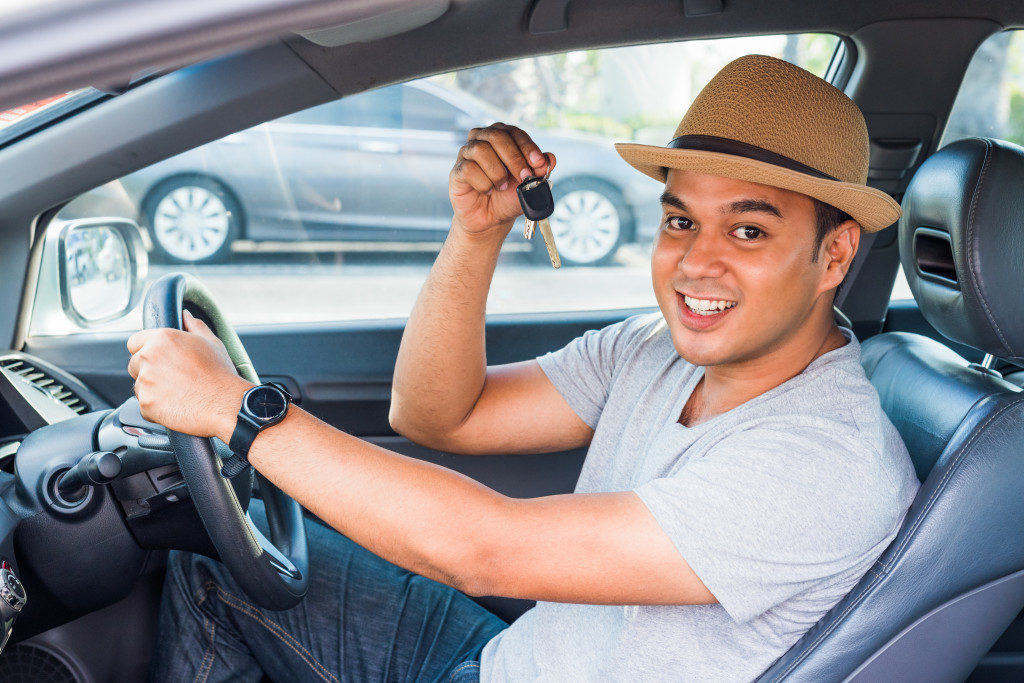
[
  {"x1": 152, "y1": 186, "x2": 231, "y2": 261},
  {"x1": 548, "y1": 189, "x2": 621, "y2": 264}
]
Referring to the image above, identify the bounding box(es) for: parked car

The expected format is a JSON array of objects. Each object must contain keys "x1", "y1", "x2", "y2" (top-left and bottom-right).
[{"x1": 69, "y1": 80, "x2": 659, "y2": 267}]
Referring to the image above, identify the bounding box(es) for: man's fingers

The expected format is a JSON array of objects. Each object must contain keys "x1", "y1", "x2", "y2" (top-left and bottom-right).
[
  {"x1": 469, "y1": 126, "x2": 533, "y2": 182},
  {"x1": 183, "y1": 310, "x2": 216, "y2": 339},
  {"x1": 504, "y1": 127, "x2": 554, "y2": 176},
  {"x1": 459, "y1": 140, "x2": 512, "y2": 187},
  {"x1": 127, "y1": 350, "x2": 140, "y2": 379},
  {"x1": 127, "y1": 329, "x2": 158, "y2": 354},
  {"x1": 451, "y1": 159, "x2": 498, "y2": 195}
]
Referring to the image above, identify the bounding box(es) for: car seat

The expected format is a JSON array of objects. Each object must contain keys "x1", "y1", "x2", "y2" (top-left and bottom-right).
[{"x1": 759, "y1": 137, "x2": 1024, "y2": 682}]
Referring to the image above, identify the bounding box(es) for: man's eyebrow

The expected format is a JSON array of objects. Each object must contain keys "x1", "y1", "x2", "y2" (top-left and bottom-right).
[
  {"x1": 724, "y1": 198, "x2": 783, "y2": 219},
  {"x1": 659, "y1": 191, "x2": 687, "y2": 211}
]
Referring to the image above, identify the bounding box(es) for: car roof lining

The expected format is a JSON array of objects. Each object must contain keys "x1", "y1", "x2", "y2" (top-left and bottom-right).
[{"x1": 0, "y1": 0, "x2": 454, "y2": 114}]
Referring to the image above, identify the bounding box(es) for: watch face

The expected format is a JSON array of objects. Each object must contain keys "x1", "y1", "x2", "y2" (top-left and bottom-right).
[{"x1": 245, "y1": 385, "x2": 287, "y2": 422}]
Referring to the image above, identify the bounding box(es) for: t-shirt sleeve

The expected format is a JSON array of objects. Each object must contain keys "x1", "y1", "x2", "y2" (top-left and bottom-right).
[
  {"x1": 535, "y1": 314, "x2": 658, "y2": 428},
  {"x1": 635, "y1": 426, "x2": 899, "y2": 624}
]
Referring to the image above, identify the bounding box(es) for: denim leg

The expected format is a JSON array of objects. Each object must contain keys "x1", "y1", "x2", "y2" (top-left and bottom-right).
[{"x1": 149, "y1": 498, "x2": 507, "y2": 683}]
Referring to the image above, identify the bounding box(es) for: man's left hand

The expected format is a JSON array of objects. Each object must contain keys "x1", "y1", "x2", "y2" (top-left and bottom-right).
[{"x1": 127, "y1": 311, "x2": 252, "y2": 441}]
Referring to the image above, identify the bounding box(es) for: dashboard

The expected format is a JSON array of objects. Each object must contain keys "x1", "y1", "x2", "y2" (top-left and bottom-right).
[
  {"x1": 0, "y1": 351, "x2": 110, "y2": 470},
  {"x1": 0, "y1": 352, "x2": 119, "y2": 647}
]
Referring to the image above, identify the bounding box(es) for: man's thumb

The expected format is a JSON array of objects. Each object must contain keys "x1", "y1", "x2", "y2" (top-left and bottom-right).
[{"x1": 183, "y1": 310, "x2": 215, "y2": 338}]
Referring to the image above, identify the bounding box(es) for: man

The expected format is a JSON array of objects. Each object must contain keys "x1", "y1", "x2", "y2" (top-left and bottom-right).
[{"x1": 136, "y1": 55, "x2": 919, "y2": 681}]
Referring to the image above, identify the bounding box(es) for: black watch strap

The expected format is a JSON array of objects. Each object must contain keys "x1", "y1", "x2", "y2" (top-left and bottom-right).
[
  {"x1": 221, "y1": 383, "x2": 290, "y2": 478},
  {"x1": 222, "y1": 416, "x2": 259, "y2": 478}
]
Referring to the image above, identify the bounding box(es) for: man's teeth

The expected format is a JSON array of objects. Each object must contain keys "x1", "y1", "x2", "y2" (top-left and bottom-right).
[{"x1": 684, "y1": 295, "x2": 737, "y2": 316}]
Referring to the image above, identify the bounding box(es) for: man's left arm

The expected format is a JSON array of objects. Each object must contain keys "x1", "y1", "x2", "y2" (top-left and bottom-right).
[{"x1": 127, "y1": 314, "x2": 716, "y2": 607}]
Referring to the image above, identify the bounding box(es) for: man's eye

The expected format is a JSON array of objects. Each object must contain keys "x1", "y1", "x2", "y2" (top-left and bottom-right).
[
  {"x1": 731, "y1": 225, "x2": 764, "y2": 241},
  {"x1": 665, "y1": 216, "x2": 694, "y2": 231}
]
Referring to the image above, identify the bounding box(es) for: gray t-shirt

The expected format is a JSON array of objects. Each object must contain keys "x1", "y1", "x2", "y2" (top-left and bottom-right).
[{"x1": 480, "y1": 313, "x2": 919, "y2": 682}]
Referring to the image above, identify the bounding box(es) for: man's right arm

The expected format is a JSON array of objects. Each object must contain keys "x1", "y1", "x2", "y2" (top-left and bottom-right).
[{"x1": 389, "y1": 124, "x2": 594, "y2": 455}]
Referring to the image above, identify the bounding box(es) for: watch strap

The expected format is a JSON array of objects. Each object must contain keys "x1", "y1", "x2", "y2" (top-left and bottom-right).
[{"x1": 222, "y1": 384, "x2": 289, "y2": 478}]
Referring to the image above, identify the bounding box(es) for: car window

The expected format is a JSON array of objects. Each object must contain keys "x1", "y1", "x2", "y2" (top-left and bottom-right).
[
  {"x1": 890, "y1": 29, "x2": 1024, "y2": 302},
  {"x1": 284, "y1": 87, "x2": 404, "y2": 128},
  {"x1": 30, "y1": 33, "x2": 839, "y2": 336},
  {"x1": 402, "y1": 87, "x2": 464, "y2": 131}
]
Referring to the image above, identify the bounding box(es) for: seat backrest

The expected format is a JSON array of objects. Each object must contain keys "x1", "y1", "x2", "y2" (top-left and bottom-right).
[{"x1": 760, "y1": 138, "x2": 1024, "y2": 682}]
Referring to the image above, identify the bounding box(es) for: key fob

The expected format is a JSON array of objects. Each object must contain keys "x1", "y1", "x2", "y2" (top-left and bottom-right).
[{"x1": 517, "y1": 177, "x2": 554, "y2": 221}]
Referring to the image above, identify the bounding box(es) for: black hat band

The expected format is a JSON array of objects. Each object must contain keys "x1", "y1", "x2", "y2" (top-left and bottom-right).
[{"x1": 668, "y1": 134, "x2": 839, "y2": 182}]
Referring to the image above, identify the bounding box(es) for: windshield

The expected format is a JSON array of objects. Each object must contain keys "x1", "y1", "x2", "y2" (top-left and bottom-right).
[{"x1": 0, "y1": 88, "x2": 105, "y2": 147}]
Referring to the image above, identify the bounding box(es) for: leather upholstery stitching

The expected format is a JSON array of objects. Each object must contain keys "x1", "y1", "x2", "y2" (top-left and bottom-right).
[
  {"x1": 770, "y1": 396, "x2": 1024, "y2": 680},
  {"x1": 963, "y1": 138, "x2": 1012, "y2": 355}
]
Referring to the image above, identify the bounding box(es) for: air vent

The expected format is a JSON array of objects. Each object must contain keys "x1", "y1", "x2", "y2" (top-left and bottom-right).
[{"x1": 0, "y1": 358, "x2": 87, "y2": 414}]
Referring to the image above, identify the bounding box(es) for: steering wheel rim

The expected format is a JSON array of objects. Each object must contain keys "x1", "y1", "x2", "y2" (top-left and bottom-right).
[{"x1": 142, "y1": 272, "x2": 308, "y2": 611}]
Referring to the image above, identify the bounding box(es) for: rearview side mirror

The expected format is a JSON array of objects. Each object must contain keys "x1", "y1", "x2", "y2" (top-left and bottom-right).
[{"x1": 52, "y1": 218, "x2": 148, "y2": 327}]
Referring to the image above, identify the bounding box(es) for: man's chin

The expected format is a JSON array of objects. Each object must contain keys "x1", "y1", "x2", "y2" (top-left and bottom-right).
[{"x1": 664, "y1": 322, "x2": 732, "y2": 367}]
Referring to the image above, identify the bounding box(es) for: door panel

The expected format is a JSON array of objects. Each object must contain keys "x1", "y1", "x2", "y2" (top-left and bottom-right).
[
  {"x1": 24, "y1": 310, "x2": 632, "y2": 623},
  {"x1": 23, "y1": 307, "x2": 643, "y2": 455}
]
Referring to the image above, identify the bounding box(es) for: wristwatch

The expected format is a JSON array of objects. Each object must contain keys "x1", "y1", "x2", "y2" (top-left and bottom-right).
[{"x1": 222, "y1": 382, "x2": 291, "y2": 477}]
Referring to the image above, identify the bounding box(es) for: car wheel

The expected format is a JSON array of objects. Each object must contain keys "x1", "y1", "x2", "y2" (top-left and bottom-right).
[
  {"x1": 534, "y1": 178, "x2": 630, "y2": 267},
  {"x1": 143, "y1": 176, "x2": 241, "y2": 264}
]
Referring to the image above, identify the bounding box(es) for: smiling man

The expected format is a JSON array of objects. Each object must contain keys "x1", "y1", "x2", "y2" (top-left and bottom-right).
[{"x1": 135, "y1": 55, "x2": 919, "y2": 681}]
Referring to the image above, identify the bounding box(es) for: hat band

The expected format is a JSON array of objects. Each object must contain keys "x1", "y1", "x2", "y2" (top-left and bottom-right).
[{"x1": 667, "y1": 134, "x2": 838, "y2": 182}]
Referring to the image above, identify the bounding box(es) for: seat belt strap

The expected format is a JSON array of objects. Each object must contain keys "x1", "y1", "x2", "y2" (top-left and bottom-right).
[{"x1": 834, "y1": 229, "x2": 880, "y2": 314}]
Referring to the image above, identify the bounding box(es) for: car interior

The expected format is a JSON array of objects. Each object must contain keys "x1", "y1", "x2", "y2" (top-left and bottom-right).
[{"x1": 1, "y1": 0, "x2": 1024, "y2": 680}]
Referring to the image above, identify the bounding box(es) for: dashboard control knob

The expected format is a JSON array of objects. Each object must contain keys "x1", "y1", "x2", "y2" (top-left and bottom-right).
[{"x1": 0, "y1": 568, "x2": 25, "y2": 611}]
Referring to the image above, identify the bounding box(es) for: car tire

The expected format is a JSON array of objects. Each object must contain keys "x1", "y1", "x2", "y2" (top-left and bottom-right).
[
  {"x1": 531, "y1": 177, "x2": 631, "y2": 267},
  {"x1": 142, "y1": 175, "x2": 242, "y2": 264}
]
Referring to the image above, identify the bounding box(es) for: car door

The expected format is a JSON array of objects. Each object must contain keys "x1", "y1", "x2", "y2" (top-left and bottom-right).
[
  {"x1": 14, "y1": 32, "x2": 841, "y2": 622},
  {"x1": 258, "y1": 87, "x2": 409, "y2": 240}
]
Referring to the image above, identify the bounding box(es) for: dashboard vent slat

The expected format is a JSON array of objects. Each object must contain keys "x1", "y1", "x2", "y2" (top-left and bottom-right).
[{"x1": 0, "y1": 357, "x2": 90, "y2": 415}]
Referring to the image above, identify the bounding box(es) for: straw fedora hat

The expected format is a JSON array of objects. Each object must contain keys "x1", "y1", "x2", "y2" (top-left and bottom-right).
[{"x1": 615, "y1": 54, "x2": 899, "y2": 231}]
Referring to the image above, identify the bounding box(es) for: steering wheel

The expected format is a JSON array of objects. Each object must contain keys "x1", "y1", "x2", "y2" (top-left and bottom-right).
[{"x1": 142, "y1": 273, "x2": 308, "y2": 611}]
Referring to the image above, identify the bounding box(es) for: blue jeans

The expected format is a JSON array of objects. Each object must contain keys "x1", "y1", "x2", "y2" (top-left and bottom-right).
[{"x1": 148, "y1": 499, "x2": 508, "y2": 682}]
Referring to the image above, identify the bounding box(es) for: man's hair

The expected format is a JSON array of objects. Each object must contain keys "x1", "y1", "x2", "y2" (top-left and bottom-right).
[{"x1": 811, "y1": 199, "x2": 853, "y2": 262}]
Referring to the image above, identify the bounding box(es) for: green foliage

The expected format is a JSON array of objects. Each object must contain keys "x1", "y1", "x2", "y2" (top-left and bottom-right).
[
  {"x1": 1003, "y1": 33, "x2": 1024, "y2": 145},
  {"x1": 795, "y1": 33, "x2": 839, "y2": 78}
]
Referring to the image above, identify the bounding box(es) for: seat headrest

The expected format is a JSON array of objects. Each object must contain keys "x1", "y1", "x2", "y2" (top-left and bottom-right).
[{"x1": 900, "y1": 138, "x2": 1024, "y2": 361}]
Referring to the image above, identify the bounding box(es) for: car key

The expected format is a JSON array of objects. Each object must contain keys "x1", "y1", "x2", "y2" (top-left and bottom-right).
[{"x1": 516, "y1": 174, "x2": 561, "y2": 268}]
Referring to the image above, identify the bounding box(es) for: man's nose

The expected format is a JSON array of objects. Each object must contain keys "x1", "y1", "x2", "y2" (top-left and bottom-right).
[{"x1": 678, "y1": 229, "x2": 726, "y2": 279}]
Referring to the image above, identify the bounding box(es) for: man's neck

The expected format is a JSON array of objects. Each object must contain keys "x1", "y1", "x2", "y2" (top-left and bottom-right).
[{"x1": 679, "y1": 321, "x2": 848, "y2": 427}]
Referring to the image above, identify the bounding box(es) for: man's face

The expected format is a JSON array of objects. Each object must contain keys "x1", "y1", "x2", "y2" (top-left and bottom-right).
[{"x1": 651, "y1": 170, "x2": 848, "y2": 369}]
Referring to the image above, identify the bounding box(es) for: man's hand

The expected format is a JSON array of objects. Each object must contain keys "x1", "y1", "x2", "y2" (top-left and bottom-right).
[
  {"x1": 127, "y1": 311, "x2": 252, "y2": 440},
  {"x1": 392, "y1": 122, "x2": 589, "y2": 455},
  {"x1": 449, "y1": 123, "x2": 555, "y2": 237}
]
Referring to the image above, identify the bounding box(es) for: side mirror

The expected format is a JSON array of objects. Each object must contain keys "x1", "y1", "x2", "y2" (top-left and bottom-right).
[{"x1": 54, "y1": 219, "x2": 148, "y2": 327}]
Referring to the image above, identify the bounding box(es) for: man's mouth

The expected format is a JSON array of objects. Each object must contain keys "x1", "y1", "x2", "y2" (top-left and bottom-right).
[
  {"x1": 682, "y1": 294, "x2": 737, "y2": 316},
  {"x1": 674, "y1": 292, "x2": 738, "y2": 330}
]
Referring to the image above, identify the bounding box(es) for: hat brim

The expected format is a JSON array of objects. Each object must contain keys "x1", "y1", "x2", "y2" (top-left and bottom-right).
[{"x1": 614, "y1": 143, "x2": 901, "y2": 232}]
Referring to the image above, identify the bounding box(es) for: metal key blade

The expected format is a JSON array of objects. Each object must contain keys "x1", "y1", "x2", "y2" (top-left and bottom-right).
[
  {"x1": 536, "y1": 218, "x2": 561, "y2": 268},
  {"x1": 524, "y1": 218, "x2": 535, "y2": 240}
]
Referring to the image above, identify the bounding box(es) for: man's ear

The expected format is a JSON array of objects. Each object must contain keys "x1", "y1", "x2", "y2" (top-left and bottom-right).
[{"x1": 819, "y1": 219, "x2": 861, "y2": 294}]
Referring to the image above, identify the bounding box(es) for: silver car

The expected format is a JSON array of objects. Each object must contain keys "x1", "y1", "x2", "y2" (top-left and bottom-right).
[{"x1": 85, "y1": 80, "x2": 660, "y2": 266}]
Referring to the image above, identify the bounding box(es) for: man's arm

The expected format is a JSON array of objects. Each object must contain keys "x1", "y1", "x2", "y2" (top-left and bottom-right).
[
  {"x1": 389, "y1": 123, "x2": 592, "y2": 455},
  {"x1": 126, "y1": 321, "x2": 715, "y2": 606}
]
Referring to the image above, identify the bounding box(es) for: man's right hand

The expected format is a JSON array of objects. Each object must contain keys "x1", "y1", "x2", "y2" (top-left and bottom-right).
[
  {"x1": 393, "y1": 121, "x2": 590, "y2": 457},
  {"x1": 449, "y1": 123, "x2": 555, "y2": 237}
]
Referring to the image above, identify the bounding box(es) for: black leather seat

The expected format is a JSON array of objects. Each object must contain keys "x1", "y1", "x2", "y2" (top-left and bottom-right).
[{"x1": 759, "y1": 137, "x2": 1024, "y2": 682}]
